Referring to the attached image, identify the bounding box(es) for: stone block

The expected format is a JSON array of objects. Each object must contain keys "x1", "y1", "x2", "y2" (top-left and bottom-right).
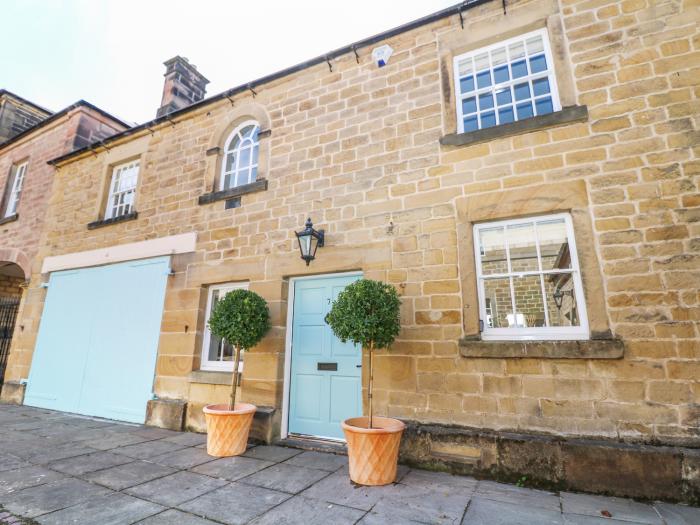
[
  {"x1": 0, "y1": 381, "x2": 25, "y2": 404},
  {"x1": 146, "y1": 398, "x2": 186, "y2": 431}
]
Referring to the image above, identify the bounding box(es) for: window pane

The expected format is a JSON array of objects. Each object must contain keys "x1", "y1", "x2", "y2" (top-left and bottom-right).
[
  {"x1": 513, "y1": 275, "x2": 546, "y2": 327},
  {"x1": 475, "y1": 52, "x2": 490, "y2": 71},
  {"x1": 544, "y1": 274, "x2": 580, "y2": 327},
  {"x1": 514, "y1": 82, "x2": 531, "y2": 101},
  {"x1": 481, "y1": 112, "x2": 496, "y2": 128},
  {"x1": 458, "y1": 58, "x2": 473, "y2": 77},
  {"x1": 225, "y1": 152, "x2": 235, "y2": 172},
  {"x1": 483, "y1": 278, "x2": 513, "y2": 328},
  {"x1": 533, "y1": 77, "x2": 550, "y2": 97},
  {"x1": 494, "y1": 65, "x2": 509, "y2": 84},
  {"x1": 221, "y1": 341, "x2": 234, "y2": 361},
  {"x1": 477, "y1": 70, "x2": 491, "y2": 89},
  {"x1": 479, "y1": 93, "x2": 494, "y2": 110},
  {"x1": 526, "y1": 35, "x2": 544, "y2": 55},
  {"x1": 496, "y1": 88, "x2": 512, "y2": 106},
  {"x1": 498, "y1": 107, "x2": 514, "y2": 124},
  {"x1": 479, "y1": 226, "x2": 507, "y2": 275},
  {"x1": 529, "y1": 54, "x2": 547, "y2": 73},
  {"x1": 535, "y1": 97, "x2": 553, "y2": 115},
  {"x1": 511, "y1": 59, "x2": 527, "y2": 78},
  {"x1": 491, "y1": 46, "x2": 507, "y2": 66},
  {"x1": 464, "y1": 116, "x2": 478, "y2": 132},
  {"x1": 250, "y1": 165, "x2": 258, "y2": 182},
  {"x1": 506, "y1": 222, "x2": 538, "y2": 272},
  {"x1": 509, "y1": 41, "x2": 525, "y2": 59},
  {"x1": 460, "y1": 76, "x2": 475, "y2": 93},
  {"x1": 517, "y1": 102, "x2": 533, "y2": 119},
  {"x1": 462, "y1": 97, "x2": 477, "y2": 115},
  {"x1": 239, "y1": 146, "x2": 251, "y2": 168},
  {"x1": 538, "y1": 219, "x2": 571, "y2": 270}
]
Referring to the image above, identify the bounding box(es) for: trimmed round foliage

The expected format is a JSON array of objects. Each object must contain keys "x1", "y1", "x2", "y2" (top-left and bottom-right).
[
  {"x1": 208, "y1": 288, "x2": 270, "y2": 350},
  {"x1": 325, "y1": 279, "x2": 401, "y2": 349}
]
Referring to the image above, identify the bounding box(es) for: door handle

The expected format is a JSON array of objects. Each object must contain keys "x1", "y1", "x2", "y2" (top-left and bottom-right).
[{"x1": 317, "y1": 362, "x2": 338, "y2": 371}]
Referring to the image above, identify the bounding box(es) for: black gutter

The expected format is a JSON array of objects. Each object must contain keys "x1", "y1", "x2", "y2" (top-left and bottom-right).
[
  {"x1": 0, "y1": 99, "x2": 132, "y2": 153},
  {"x1": 0, "y1": 89, "x2": 53, "y2": 116},
  {"x1": 48, "y1": 0, "x2": 493, "y2": 166}
]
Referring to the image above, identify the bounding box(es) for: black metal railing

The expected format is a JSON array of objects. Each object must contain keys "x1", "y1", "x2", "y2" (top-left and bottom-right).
[{"x1": 0, "y1": 296, "x2": 20, "y2": 385}]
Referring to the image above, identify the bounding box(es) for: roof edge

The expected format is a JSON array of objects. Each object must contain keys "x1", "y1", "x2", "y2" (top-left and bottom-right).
[
  {"x1": 0, "y1": 89, "x2": 54, "y2": 116},
  {"x1": 48, "y1": 0, "x2": 491, "y2": 167}
]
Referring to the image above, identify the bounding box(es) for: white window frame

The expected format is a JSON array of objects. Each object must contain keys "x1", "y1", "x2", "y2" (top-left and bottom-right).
[
  {"x1": 453, "y1": 28, "x2": 561, "y2": 133},
  {"x1": 473, "y1": 213, "x2": 589, "y2": 341},
  {"x1": 201, "y1": 282, "x2": 249, "y2": 372},
  {"x1": 105, "y1": 160, "x2": 139, "y2": 219},
  {"x1": 3, "y1": 161, "x2": 27, "y2": 218},
  {"x1": 220, "y1": 120, "x2": 260, "y2": 191}
]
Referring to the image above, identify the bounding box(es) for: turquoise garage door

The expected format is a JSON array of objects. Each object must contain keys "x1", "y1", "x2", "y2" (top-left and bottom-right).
[{"x1": 24, "y1": 256, "x2": 170, "y2": 423}]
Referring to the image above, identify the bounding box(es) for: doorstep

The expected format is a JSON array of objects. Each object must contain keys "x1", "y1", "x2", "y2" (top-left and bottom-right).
[{"x1": 276, "y1": 435, "x2": 348, "y2": 455}]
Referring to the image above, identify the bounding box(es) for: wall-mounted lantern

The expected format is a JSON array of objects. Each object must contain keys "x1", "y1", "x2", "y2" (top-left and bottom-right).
[
  {"x1": 295, "y1": 217, "x2": 324, "y2": 266},
  {"x1": 552, "y1": 288, "x2": 573, "y2": 310}
]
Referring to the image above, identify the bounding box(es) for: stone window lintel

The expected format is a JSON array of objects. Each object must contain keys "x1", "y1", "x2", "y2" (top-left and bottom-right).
[
  {"x1": 441, "y1": 105, "x2": 588, "y2": 149},
  {"x1": 198, "y1": 179, "x2": 268, "y2": 206},
  {"x1": 459, "y1": 336, "x2": 624, "y2": 359}
]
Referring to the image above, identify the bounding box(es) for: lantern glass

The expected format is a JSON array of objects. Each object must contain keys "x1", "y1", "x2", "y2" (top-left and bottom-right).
[{"x1": 295, "y1": 218, "x2": 324, "y2": 265}]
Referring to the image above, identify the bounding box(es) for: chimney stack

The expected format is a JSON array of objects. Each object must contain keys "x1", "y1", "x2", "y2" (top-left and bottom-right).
[{"x1": 157, "y1": 56, "x2": 209, "y2": 118}]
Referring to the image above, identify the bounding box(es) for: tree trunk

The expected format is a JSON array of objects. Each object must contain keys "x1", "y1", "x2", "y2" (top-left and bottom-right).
[
  {"x1": 368, "y1": 341, "x2": 374, "y2": 429},
  {"x1": 230, "y1": 345, "x2": 241, "y2": 411}
]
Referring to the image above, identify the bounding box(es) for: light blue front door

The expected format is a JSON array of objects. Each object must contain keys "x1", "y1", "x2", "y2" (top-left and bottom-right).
[
  {"x1": 288, "y1": 274, "x2": 362, "y2": 440},
  {"x1": 24, "y1": 256, "x2": 170, "y2": 423}
]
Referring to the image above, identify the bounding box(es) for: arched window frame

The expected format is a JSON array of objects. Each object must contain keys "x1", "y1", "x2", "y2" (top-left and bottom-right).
[{"x1": 220, "y1": 120, "x2": 260, "y2": 191}]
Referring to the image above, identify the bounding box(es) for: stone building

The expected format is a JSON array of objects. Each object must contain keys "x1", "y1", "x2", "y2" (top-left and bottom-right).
[
  {"x1": 0, "y1": 90, "x2": 52, "y2": 144},
  {"x1": 0, "y1": 98, "x2": 128, "y2": 387},
  {"x1": 2, "y1": 0, "x2": 698, "y2": 501}
]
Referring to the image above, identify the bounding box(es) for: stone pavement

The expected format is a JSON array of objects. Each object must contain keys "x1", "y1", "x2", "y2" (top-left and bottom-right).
[{"x1": 0, "y1": 404, "x2": 698, "y2": 524}]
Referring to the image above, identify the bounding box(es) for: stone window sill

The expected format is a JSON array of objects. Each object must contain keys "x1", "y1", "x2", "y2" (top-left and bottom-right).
[
  {"x1": 198, "y1": 179, "x2": 268, "y2": 206},
  {"x1": 87, "y1": 212, "x2": 138, "y2": 230},
  {"x1": 0, "y1": 213, "x2": 18, "y2": 226},
  {"x1": 459, "y1": 337, "x2": 624, "y2": 359},
  {"x1": 189, "y1": 370, "x2": 234, "y2": 385},
  {"x1": 440, "y1": 105, "x2": 588, "y2": 148}
]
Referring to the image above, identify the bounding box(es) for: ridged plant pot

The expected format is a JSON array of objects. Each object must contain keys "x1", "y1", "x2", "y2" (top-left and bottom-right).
[
  {"x1": 203, "y1": 403, "x2": 256, "y2": 457},
  {"x1": 342, "y1": 416, "x2": 406, "y2": 486}
]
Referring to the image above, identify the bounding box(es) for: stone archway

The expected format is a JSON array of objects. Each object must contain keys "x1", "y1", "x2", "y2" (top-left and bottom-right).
[{"x1": 0, "y1": 249, "x2": 28, "y2": 386}]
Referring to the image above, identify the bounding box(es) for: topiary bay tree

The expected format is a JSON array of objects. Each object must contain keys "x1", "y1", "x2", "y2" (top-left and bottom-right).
[
  {"x1": 325, "y1": 278, "x2": 401, "y2": 429},
  {"x1": 208, "y1": 288, "x2": 270, "y2": 410}
]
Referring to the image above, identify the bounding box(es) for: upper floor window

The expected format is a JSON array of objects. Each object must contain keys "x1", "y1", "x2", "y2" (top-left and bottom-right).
[
  {"x1": 454, "y1": 29, "x2": 560, "y2": 133},
  {"x1": 2, "y1": 161, "x2": 27, "y2": 218},
  {"x1": 474, "y1": 213, "x2": 588, "y2": 341},
  {"x1": 201, "y1": 282, "x2": 248, "y2": 371},
  {"x1": 105, "y1": 160, "x2": 139, "y2": 219},
  {"x1": 221, "y1": 121, "x2": 259, "y2": 190}
]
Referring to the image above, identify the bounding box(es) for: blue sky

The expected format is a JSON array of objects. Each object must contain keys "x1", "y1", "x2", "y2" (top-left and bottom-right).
[{"x1": 2, "y1": 1, "x2": 457, "y2": 124}]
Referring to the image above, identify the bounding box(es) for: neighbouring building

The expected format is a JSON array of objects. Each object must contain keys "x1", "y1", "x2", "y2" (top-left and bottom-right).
[
  {"x1": 0, "y1": 97, "x2": 128, "y2": 388},
  {"x1": 2, "y1": 0, "x2": 698, "y2": 503},
  {"x1": 0, "y1": 90, "x2": 52, "y2": 145}
]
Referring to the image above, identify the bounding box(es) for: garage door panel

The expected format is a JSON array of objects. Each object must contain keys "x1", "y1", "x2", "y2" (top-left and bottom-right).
[
  {"x1": 25, "y1": 270, "x2": 100, "y2": 412},
  {"x1": 25, "y1": 256, "x2": 170, "y2": 423}
]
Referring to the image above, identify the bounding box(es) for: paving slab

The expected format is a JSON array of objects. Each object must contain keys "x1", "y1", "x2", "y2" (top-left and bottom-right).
[
  {"x1": 1, "y1": 477, "x2": 111, "y2": 518},
  {"x1": 653, "y1": 502, "x2": 700, "y2": 525},
  {"x1": 83, "y1": 460, "x2": 177, "y2": 491},
  {"x1": 111, "y1": 440, "x2": 187, "y2": 460},
  {"x1": 161, "y1": 432, "x2": 207, "y2": 447},
  {"x1": 243, "y1": 445, "x2": 303, "y2": 462},
  {"x1": 369, "y1": 482, "x2": 470, "y2": 525},
  {"x1": 136, "y1": 509, "x2": 222, "y2": 524},
  {"x1": 462, "y1": 496, "x2": 564, "y2": 525},
  {"x1": 301, "y1": 470, "x2": 396, "y2": 511},
  {"x1": 240, "y1": 463, "x2": 330, "y2": 494},
  {"x1": 282, "y1": 451, "x2": 347, "y2": 472},
  {"x1": 179, "y1": 482, "x2": 290, "y2": 525},
  {"x1": 130, "y1": 427, "x2": 182, "y2": 440},
  {"x1": 85, "y1": 432, "x2": 154, "y2": 451},
  {"x1": 36, "y1": 492, "x2": 164, "y2": 525},
  {"x1": 0, "y1": 467, "x2": 64, "y2": 495},
  {"x1": 47, "y1": 451, "x2": 133, "y2": 476},
  {"x1": 26, "y1": 443, "x2": 99, "y2": 465},
  {"x1": 250, "y1": 494, "x2": 365, "y2": 524},
  {"x1": 475, "y1": 480, "x2": 561, "y2": 511},
  {"x1": 561, "y1": 492, "x2": 662, "y2": 524},
  {"x1": 150, "y1": 447, "x2": 216, "y2": 470},
  {"x1": 125, "y1": 471, "x2": 228, "y2": 507},
  {"x1": 563, "y1": 513, "x2": 642, "y2": 524},
  {"x1": 191, "y1": 456, "x2": 274, "y2": 482},
  {"x1": 400, "y1": 469, "x2": 478, "y2": 493},
  {"x1": 0, "y1": 455, "x2": 30, "y2": 474}
]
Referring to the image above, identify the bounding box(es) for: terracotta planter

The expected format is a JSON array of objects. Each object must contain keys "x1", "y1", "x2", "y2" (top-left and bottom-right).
[
  {"x1": 342, "y1": 416, "x2": 405, "y2": 486},
  {"x1": 203, "y1": 403, "x2": 256, "y2": 457}
]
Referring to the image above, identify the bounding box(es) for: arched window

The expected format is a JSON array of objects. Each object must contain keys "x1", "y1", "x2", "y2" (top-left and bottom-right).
[{"x1": 221, "y1": 121, "x2": 259, "y2": 190}]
